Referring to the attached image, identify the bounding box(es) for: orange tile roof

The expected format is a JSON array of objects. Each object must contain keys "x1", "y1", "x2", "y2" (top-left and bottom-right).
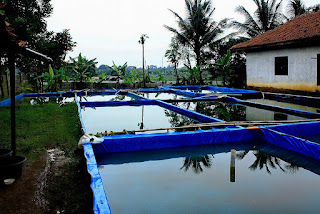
[{"x1": 231, "y1": 11, "x2": 320, "y2": 51}]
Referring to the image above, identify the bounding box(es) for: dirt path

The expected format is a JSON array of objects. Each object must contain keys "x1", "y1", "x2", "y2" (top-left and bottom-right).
[
  {"x1": 0, "y1": 149, "x2": 72, "y2": 214},
  {"x1": 0, "y1": 154, "x2": 50, "y2": 214}
]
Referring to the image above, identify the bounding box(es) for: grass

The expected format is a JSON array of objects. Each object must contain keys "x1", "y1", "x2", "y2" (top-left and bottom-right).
[
  {"x1": 0, "y1": 100, "x2": 93, "y2": 213},
  {"x1": 0, "y1": 101, "x2": 81, "y2": 159}
]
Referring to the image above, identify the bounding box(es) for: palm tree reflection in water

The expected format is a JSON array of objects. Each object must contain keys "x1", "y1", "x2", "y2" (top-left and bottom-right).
[
  {"x1": 237, "y1": 150, "x2": 300, "y2": 174},
  {"x1": 180, "y1": 155, "x2": 214, "y2": 174}
]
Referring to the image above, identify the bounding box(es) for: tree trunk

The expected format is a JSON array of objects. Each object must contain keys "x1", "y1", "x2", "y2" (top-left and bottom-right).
[
  {"x1": 0, "y1": 74, "x2": 4, "y2": 99},
  {"x1": 142, "y1": 44, "x2": 145, "y2": 88},
  {"x1": 174, "y1": 64, "x2": 179, "y2": 85},
  {"x1": 195, "y1": 48, "x2": 204, "y2": 85},
  {"x1": 6, "y1": 71, "x2": 9, "y2": 96}
]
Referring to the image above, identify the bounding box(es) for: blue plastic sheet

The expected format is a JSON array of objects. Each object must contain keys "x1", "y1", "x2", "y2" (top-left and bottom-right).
[
  {"x1": 260, "y1": 127, "x2": 320, "y2": 161},
  {"x1": 155, "y1": 100, "x2": 224, "y2": 123},
  {"x1": 0, "y1": 93, "x2": 24, "y2": 106},
  {"x1": 265, "y1": 121, "x2": 320, "y2": 139},
  {"x1": 79, "y1": 99, "x2": 156, "y2": 108},
  {"x1": 83, "y1": 143, "x2": 111, "y2": 214},
  {"x1": 92, "y1": 128, "x2": 257, "y2": 154}
]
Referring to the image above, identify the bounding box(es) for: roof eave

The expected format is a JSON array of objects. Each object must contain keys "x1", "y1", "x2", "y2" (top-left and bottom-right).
[{"x1": 231, "y1": 36, "x2": 320, "y2": 52}]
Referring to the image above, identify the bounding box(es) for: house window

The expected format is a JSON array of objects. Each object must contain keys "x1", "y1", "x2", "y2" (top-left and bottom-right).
[{"x1": 275, "y1": 56, "x2": 288, "y2": 75}]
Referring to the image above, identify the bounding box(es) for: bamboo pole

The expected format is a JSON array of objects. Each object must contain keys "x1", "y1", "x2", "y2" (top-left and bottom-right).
[{"x1": 101, "y1": 119, "x2": 320, "y2": 136}]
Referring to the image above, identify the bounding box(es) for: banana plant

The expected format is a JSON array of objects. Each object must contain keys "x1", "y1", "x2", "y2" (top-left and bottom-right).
[
  {"x1": 108, "y1": 61, "x2": 128, "y2": 83},
  {"x1": 36, "y1": 65, "x2": 70, "y2": 92},
  {"x1": 69, "y1": 53, "x2": 97, "y2": 89},
  {"x1": 214, "y1": 50, "x2": 235, "y2": 86},
  {"x1": 155, "y1": 69, "x2": 167, "y2": 85}
]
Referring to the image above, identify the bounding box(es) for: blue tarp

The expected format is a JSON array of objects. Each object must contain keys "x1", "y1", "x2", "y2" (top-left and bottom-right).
[
  {"x1": 0, "y1": 93, "x2": 24, "y2": 106},
  {"x1": 83, "y1": 143, "x2": 111, "y2": 214},
  {"x1": 93, "y1": 128, "x2": 257, "y2": 154},
  {"x1": 260, "y1": 127, "x2": 320, "y2": 161},
  {"x1": 265, "y1": 121, "x2": 320, "y2": 139}
]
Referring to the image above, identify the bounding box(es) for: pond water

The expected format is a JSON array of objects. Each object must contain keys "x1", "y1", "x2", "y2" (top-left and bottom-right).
[
  {"x1": 18, "y1": 97, "x2": 76, "y2": 105},
  {"x1": 248, "y1": 99, "x2": 320, "y2": 113},
  {"x1": 97, "y1": 142, "x2": 320, "y2": 214},
  {"x1": 138, "y1": 92, "x2": 187, "y2": 100},
  {"x1": 173, "y1": 101, "x2": 306, "y2": 122},
  {"x1": 78, "y1": 94, "x2": 134, "y2": 102},
  {"x1": 200, "y1": 90, "x2": 225, "y2": 94},
  {"x1": 81, "y1": 105, "x2": 197, "y2": 135}
]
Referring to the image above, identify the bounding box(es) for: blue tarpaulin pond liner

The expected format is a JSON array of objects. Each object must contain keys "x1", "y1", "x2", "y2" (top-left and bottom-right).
[{"x1": 2, "y1": 86, "x2": 320, "y2": 214}]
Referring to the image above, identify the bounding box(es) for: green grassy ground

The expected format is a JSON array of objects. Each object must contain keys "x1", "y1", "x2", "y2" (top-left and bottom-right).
[
  {"x1": 0, "y1": 101, "x2": 93, "y2": 214},
  {"x1": 0, "y1": 101, "x2": 81, "y2": 158}
]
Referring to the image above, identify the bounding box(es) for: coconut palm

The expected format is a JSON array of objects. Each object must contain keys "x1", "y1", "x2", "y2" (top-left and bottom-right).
[
  {"x1": 138, "y1": 34, "x2": 148, "y2": 88},
  {"x1": 232, "y1": 0, "x2": 286, "y2": 38},
  {"x1": 165, "y1": 0, "x2": 228, "y2": 84},
  {"x1": 286, "y1": 0, "x2": 320, "y2": 19},
  {"x1": 180, "y1": 155, "x2": 214, "y2": 174},
  {"x1": 287, "y1": 0, "x2": 306, "y2": 19}
]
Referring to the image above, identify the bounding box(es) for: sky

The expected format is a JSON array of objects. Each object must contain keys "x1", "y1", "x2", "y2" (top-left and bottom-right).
[{"x1": 46, "y1": 0, "x2": 319, "y2": 67}]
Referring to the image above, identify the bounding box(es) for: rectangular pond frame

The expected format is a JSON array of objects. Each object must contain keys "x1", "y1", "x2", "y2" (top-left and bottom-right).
[{"x1": 1, "y1": 86, "x2": 320, "y2": 214}]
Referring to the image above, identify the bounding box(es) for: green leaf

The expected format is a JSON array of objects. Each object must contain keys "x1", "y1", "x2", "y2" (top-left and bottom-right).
[{"x1": 49, "y1": 64, "x2": 54, "y2": 79}]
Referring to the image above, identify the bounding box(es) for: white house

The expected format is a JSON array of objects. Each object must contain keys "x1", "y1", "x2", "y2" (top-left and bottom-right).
[{"x1": 231, "y1": 11, "x2": 320, "y2": 93}]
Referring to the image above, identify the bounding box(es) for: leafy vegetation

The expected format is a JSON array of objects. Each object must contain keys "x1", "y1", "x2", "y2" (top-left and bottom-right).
[
  {"x1": 69, "y1": 53, "x2": 98, "y2": 89},
  {"x1": 36, "y1": 65, "x2": 69, "y2": 92},
  {"x1": 1, "y1": 0, "x2": 76, "y2": 91}
]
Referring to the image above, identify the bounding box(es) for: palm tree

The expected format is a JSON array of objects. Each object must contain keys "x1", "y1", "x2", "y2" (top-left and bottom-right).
[
  {"x1": 138, "y1": 34, "x2": 148, "y2": 88},
  {"x1": 286, "y1": 0, "x2": 320, "y2": 19},
  {"x1": 180, "y1": 155, "x2": 214, "y2": 174},
  {"x1": 165, "y1": 0, "x2": 227, "y2": 84},
  {"x1": 232, "y1": 0, "x2": 286, "y2": 38},
  {"x1": 287, "y1": 0, "x2": 306, "y2": 19}
]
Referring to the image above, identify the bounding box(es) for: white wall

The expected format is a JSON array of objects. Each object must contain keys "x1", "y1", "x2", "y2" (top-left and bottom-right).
[{"x1": 247, "y1": 46, "x2": 320, "y2": 92}]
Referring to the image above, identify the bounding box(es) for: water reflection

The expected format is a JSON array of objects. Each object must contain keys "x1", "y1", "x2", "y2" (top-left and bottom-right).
[
  {"x1": 164, "y1": 109, "x2": 197, "y2": 132},
  {"x1": 97, "y1": 143, "x2": 320, "y2": 214},
  {"x1": 174, "y1": 101, "x2": 246, "y2": 122},
  {"x1": 180, "y1": 155, "x2": 214, "y2": 174},
  {"x1": 237, "y1": 150, "x2": 299, "y2": 174},
  {"x1": 29, "y1": 97, "x2": 75, "y2": 105}
]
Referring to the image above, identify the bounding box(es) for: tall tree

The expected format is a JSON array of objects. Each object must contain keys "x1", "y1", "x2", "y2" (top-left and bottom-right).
[
  {"x1": 165, "y1": 0, "x2": 227, "y2": 84},
  {"x1": 138, "y1": 34, "x2": 148, "y2": 88},
  {"x1": 287, "y1": 0, "x2": 306, "y2": 19},
  {"x1": 165, "y1": 37, "x2": 182, "y2": 84},
  {"x1": 2, "y1": 0, "x2": 75, "y2": 90},
  {"x1": 286, "y1": 0, "x2": 320, "y2": 19},
  {"x1": 232, "y1": 0, "x2": 286, "y2": 38}
]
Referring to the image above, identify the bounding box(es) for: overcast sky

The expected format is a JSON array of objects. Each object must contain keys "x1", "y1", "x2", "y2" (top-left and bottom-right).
[{"x1": 46, "y1": 0, "x2": 319, "y2": 67}]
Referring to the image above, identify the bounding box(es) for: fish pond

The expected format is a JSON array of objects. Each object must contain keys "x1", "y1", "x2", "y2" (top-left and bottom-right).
[{"x1": 96, "y1": 142, "x2": 320, "y2": 214}]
